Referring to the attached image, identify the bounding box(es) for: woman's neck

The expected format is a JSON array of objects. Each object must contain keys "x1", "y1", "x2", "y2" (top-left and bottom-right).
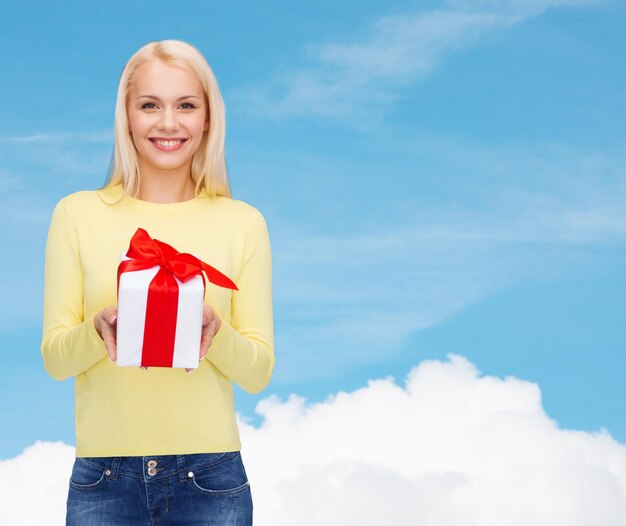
[{"x1": 136, "y1": 169, "x2": 196, "y2": 204}]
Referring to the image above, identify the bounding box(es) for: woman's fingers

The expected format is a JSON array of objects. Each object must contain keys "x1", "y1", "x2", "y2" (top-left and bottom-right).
[
  {"x1": 202, "y1": 303, "x2": 214, "y2": 325},
  {"x1": 199, "y1": 316, "x2": 221, "y2": 360},
  {"x1": 102, "y1": 323, "x2": 117, "y2": 361},
  {"x1": 185, "y1": 306, "x2": 222, "y2": 375},
  {"x1": 95, "y1": 306, "x2": 118, "y2": 362}
]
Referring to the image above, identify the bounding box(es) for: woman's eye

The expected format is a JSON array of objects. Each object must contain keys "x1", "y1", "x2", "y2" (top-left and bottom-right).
[{"x1": 140, "y1": 102, "x2": 195, "y2": 110}]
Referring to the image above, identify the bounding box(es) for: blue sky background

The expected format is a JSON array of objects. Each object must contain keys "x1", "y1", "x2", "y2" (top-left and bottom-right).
[{"x1": 1, "y1": 0, "x2": 625, "y2": 459}]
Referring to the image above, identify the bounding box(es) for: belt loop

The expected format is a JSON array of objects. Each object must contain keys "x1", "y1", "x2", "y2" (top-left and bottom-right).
[
  {"x1": 108, "y1": 457, "x2": 121, "y2": 481},
  {"x1": 177, "y1": 455, "x2": 187, "y2": 482}
]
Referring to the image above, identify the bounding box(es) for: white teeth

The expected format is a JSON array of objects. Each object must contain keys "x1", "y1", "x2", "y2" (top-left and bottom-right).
[{"x1": 153, "y1": 139, "x2": 184, "y2": 147}]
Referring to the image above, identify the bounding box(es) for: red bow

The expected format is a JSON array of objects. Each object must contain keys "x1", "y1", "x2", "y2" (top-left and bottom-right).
[
  {"x1": 117, "y1": 228, "x2": 237, "y2": 367},
  {"x1": 117, "y1": 227, "x2": 238, "y2": 292}
]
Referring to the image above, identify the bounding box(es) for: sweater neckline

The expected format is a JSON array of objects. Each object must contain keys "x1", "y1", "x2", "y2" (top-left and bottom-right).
[{"x1": 97, "y1": 183, "x2": 211, "y2": 211}]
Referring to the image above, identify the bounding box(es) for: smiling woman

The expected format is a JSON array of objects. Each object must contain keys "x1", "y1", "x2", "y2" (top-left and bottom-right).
[
  {"x1": 40, "y1": 39, "x2": 274, "y2": 526},
  {"x1": 107, "y1": 40, "x2": 230, "y2": 201}
]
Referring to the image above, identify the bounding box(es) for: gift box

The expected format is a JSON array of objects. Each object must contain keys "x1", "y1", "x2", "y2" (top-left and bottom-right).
[{"x1": 115, "y1": 228, "x2": 238, "y2": 369}]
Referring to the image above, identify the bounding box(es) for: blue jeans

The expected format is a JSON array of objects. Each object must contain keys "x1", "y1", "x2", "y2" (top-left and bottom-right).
[{"x1": 66, "y1": 451, "x2": 253, "y2": 525}]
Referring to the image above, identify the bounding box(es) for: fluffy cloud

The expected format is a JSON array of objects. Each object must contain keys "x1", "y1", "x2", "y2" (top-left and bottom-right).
[
  {"x1": 2, "y1": 355, "x2": 625, "y2": 525},
  {"x1": 242, "y1": 355, "x2": 626, "y2": 525},
  {"x1": 0, "y1": 440, "x2": 75, "y2": 526}
]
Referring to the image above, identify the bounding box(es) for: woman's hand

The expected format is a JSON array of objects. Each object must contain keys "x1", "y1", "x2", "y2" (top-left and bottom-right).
[
  {"x1": 94, "y1": 307, "x2": 118, "y2": 362},
  {"x1": 185, "y1": 304, "x2": 222, "y2": 373},
  {"x1": 94, "y1": 304, "x2": 221, "y2": 373}
]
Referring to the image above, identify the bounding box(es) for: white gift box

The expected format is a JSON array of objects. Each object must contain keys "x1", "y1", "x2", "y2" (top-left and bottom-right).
[{"x1": 116, "y1": 261, "x2": 205, "y2": 369}]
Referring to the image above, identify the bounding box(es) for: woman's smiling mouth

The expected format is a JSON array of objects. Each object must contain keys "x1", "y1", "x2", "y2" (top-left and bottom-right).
[{"x1": 149, "y1": 138, "x2": 188, "y2": 151}]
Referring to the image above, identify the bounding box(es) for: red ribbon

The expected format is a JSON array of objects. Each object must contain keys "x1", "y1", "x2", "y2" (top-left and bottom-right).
[{"x1": 117, "y1": 228, "x2": 238, "y2": 367}]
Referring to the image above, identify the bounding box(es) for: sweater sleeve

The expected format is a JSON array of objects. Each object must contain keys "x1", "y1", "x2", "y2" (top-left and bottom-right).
[
  {"x1": 204, "y1": 209, "x2": 275, "y2": 394},
  {"x1": 40, "y1": 199, "x2": 108, "y2": 381}
]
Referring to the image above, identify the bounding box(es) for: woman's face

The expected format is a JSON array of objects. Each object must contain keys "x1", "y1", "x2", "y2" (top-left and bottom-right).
[{"x1": 127, "y1": 60, "x2": 209, "y2": 177}]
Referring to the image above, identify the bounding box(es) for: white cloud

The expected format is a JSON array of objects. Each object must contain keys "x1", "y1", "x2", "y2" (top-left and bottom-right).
[
  {"x1": 245, "y1": 354, "x2": 626, "y2": 525},
  {"x1": 233, "y1": 0, "x2": 606, "y2": 124},
  {"x1": 2, "y1": 355, "x2": 625, "y2": 525},
  {"x1": 0, "y1": 441, "x2": 75, "y2": 526}
]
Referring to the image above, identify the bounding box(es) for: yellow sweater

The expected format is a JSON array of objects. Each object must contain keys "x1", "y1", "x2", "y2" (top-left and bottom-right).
[{"x1": 41, "y1": 183, "x2": 274, "y2": 457}]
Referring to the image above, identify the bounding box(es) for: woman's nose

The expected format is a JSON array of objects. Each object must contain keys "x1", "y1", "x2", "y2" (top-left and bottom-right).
[{"x1": 158, "y1": 108, "x2": 179, "y2": 131}]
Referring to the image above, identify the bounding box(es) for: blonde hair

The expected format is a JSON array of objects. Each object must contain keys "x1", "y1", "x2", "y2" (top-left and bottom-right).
[{"x1": 104, "y1": 39, "x2": 231, "y2": 198}]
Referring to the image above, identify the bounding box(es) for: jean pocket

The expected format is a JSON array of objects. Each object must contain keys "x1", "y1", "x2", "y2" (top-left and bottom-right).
[
  {"x1": 69, "y1": 457, "x2": 108, "y2": 491},
  {"x1": 188, "y1": 452, "x2": 250, "y2": 496}
]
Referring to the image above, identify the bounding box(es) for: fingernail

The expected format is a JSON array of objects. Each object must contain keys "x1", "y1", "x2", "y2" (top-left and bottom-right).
[{"x1": 110, "y1": 316, "x2": 117, "y2": 323}]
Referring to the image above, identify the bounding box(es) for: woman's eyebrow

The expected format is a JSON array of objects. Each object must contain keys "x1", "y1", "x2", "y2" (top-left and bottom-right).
[{"x1": 137, "y1": 95, "x2": 201, "y2": 101}]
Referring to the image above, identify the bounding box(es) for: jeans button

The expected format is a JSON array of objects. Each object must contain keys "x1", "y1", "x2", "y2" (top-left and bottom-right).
[
  {"x1": 148, "y1": 467, "x2": 157, "y2": 476},
  {"x1": 147, "y1": 460, "x2": 157, "y2": 468}
]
